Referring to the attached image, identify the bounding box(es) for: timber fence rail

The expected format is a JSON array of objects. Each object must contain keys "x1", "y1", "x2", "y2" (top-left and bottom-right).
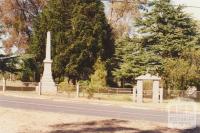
[
  {"x1": 0, "y1": 80, "x2": 200, "y2": 101},
  {"x1": 0, "y1": 80, "x2": 38, "y2": 91}
]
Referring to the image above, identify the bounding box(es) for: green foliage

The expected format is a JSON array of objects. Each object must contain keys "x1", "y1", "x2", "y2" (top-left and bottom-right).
[
  {"x1": 85, "y1": 87, "x2": 95, "y2": 99},
  {"x1": 113, "y1": 37, "x2": 161, "y2": 84},
  {"x1": 20, "y1": 55, "x2": 39, "y2": 82},
  {"x1": 30, "y1": 0, "x2": 114, "y2": 83},
  {"x1": 113, "y1": 0, "x2": 200, "y2": 90},
  {"x1": 90, "y1": 58, "x2": 107, "y2": 88},
  {"x1": 181, "y1": 48, "x2": 200, "y2": 89},
  {"x1": 58, "y1": 78, "x2": 75, "y2": 96},
  {"x1": 0, "y1": 49, "x2": 19, "y2": 76},
  {"x1": 87, "y1": 58, "x2": 107, "y2": 98},
  {"x1": 0, "y1": 25, "x2": 4, "y2": 39},
  {"x1": 162, "y1": 58, "x2": 200, "y2": 90},
  {"x1": 79, "y1": 80, "x2": 90, "y2": 86},
  {"x1": 135, "y1": 0, "x2": 198, "y2": 58},
  {"x1": 0, "y1": 27, "x2": 20, "y2": 78}
]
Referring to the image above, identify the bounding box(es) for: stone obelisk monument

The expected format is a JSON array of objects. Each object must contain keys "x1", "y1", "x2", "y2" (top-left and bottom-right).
[{"x1": 40, "y1": 31, "x2": 57, "y2": 94}]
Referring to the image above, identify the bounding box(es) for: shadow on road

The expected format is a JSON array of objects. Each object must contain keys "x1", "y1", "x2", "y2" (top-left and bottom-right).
[{"x1": 48, "y1": 119, "x2": 200, "y2": 133}]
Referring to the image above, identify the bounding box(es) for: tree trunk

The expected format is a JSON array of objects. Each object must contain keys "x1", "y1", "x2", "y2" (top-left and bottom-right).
[{"x1": 120, "y1": 78, "x2": 124, "y2": 88}]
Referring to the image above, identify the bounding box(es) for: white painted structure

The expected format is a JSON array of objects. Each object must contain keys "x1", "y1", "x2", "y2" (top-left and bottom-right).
[
  {"x1": 40, "y1": 31, "x2": 57, "y2": 94},
  {"x1": 2, "y1": 77, "x2": 6, "y2": 92},
  {"x1": 133, "y1": 73, "x2": 163, "y2": 103}
]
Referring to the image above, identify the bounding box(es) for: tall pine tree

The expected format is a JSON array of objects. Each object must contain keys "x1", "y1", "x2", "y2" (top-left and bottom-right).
[
  {"x1": 112, "y1": 0, "x2": 199, "y2": 88},
  {"x1": 30, "y1": 0, "x2": 114, "y2": 83},
  {"x1": 113, "y1": 37, "x2": 161, "y2": 87},
  {"x1": 136, "y1": 0, "x2": 199, "y2": 58},
  {"x1": 134, "y1": 0, "x2": 200, "y2": 90}
]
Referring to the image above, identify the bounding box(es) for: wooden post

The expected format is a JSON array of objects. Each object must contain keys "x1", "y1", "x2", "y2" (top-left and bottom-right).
[{"x1": 76, "y1": 83, "x2": 79, "y2": 98}]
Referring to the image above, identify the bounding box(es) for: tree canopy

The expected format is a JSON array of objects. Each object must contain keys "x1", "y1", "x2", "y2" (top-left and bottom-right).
[
  {"x1": 90, "y1": 58, "x2": 107, "y2": 89},
  {"x1": 112, "y1": 37, "x2": 161, "y2": 86},
  {"x1": 112, "y1": 0, "x2": 200, "y2": 89},
  {"x1": 0, "y1": 0, "x2": 47, "y2": 52},
  {"x1": 0, "y1": 26, "x2": 18, "y2": 75},
  {"x1": 30, "y1": 0, "x2": 114, "y2": 83},
  {"x1": 135, "y1": 0, "x2": 199, "y2": 58},
  {"x1": 0, "y1": 47, "x2": 19, "y2": 76}
]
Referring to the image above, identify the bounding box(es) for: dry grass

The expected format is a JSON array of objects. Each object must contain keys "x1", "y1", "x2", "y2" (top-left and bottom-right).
[
  {"x1": 0, "y1": 107, "x2": 199, "y2": 133},
  {"x1": 0, "y1": 107, "x2": 104, "y2": 133}
]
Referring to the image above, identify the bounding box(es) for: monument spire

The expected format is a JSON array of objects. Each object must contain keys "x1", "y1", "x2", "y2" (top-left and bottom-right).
[
  {"x1": 45, "y1": 31, "x2": 51, "y2": 61},
  {"x1": 40, "y1": 31, "x2": 57, "y2": 94}
]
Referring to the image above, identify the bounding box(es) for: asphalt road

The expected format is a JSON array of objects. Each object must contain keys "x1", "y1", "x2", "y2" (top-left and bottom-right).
[{"x1": 0, "y1": 95, "x2": 199, "y2": 125}]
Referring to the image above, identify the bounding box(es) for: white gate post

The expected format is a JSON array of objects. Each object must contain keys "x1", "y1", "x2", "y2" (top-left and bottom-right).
[
  {"x1": 136, "y1": 80, "x2": 143, "y2": 103},
  {"x1": 153, "y1": 80, "x2": 160, "y2": 103},
  {"x1": 38, "y1": 82, "x2": 41, "y2": 95}
]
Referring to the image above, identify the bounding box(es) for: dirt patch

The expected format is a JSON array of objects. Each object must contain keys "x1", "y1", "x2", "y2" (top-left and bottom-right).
[{"x1": 0, "y1": 107, "x2": 199, "y2": 133}]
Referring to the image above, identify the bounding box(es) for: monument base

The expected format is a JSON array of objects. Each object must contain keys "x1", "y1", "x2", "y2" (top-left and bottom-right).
[{"x1": 40, "y1": 81, "x2": 57, "y2": 95}]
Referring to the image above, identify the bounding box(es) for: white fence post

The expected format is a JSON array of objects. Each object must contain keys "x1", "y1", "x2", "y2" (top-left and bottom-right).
[
  {"x1": 37, "y1": 82, "x2": 41, "y2": 95},
  {"x1": 133, "y1": 86, "x2": 137, "y2": 102},
  {"x1": 2, "y1": 77, "x2": 6, "y2": 93}
]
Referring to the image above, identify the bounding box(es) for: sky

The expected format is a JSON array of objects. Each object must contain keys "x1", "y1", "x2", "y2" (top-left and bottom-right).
[{"x1": 173, "y1": 0, "x2": 200, "y2": 20}]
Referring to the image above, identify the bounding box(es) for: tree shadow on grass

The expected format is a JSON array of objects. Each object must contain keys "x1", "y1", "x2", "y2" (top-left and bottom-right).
[{"x1": 48, "y1": 119, "x2": 200, "y2": 133}]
